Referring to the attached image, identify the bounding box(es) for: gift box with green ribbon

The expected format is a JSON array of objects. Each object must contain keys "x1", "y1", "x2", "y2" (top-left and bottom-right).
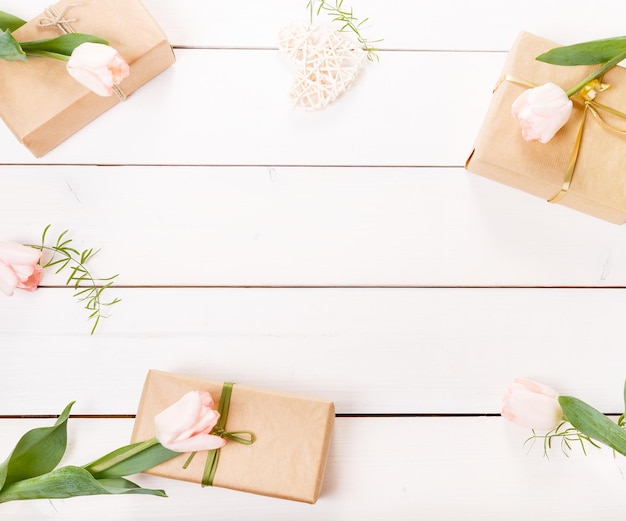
[
  {"x1": 0, "y1": 0, "x2": 175, "y2": 157},
  {"x1": 466, "y1": 31, "x2": 626, "y2": 224},
  {"x1": 131, "y1": 370, "x2": 335, "y2": 504}
]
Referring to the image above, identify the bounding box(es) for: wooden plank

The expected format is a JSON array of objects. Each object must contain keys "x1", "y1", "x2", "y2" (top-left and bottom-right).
[
  {"x1": 145, "y1": 0, "x2": 626, "y2": 50},
  {"x1": 1, "y1": 166, "x2": 624, "y2": 287},
  {"x1": 0, "y1": 49, "x2": 500, "y2": 165},
  {"x1": 0, "y1": 287, "x2": 624, "y2": 415},
  {"x1": 4, "y1": 0, "x2": 626, "y2": 50},
  {"x1": 0, "y1": 417, "x2": 624, "y2": 519},
  {"x1": 0, "y1": 3, "x2": 623, "y2": 519}
]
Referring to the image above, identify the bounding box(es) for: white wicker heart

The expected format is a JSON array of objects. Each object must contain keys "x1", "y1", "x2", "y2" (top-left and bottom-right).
[{"x1": 278, "y1": 24, "x2": 366, "y2": 110}]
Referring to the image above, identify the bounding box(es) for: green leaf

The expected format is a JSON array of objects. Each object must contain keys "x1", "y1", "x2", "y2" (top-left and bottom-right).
[
  {"x1": 0, "y1": 466, "x2": 166, "y2": 503},
  {"x1": 20, "y1": 33, "x2": 109, "y2": 58},
  {"x1": 0, "y1": 11, "x2": 27, "y2": 32},
  {"x1": 84, "y1": 440, "x2": 178, "y2": 479},
  {"x1": 0, "y1": 402, "x2": 74, "y2": 489},
  {"x1": 96, "y1": 476, "x2": 167, "y2": 496},
  {"x1": 0, "y1": 29, "x2": 26, "y2": 62},
  {"x1": 559, "y1": 395, "x2": 626, "y2": 456},
  {"x1": 537, "y1": 37, "x2": 626, "y2": 66},
  {"x1": 617, "y1": 382, "x2": 626, "y2": 429}
]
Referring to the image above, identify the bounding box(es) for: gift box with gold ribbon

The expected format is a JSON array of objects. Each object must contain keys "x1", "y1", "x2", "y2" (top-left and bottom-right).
[
  {"x1": 0, "y1": 0, "x2": 175, "y2": 157},
  {"x1": 131, "y1": 370, "x2": 335, "y2": 504},
  {"x1": 466, "y1": 31, "x2": 626, "y2": 224}
]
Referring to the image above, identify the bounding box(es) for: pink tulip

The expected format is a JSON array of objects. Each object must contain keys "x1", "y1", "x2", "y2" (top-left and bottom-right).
[
  {"x1": 511, "y1": 82, "x2": 573, "y2": 143},
  {"x1": 66, "y1": 42, "x2": 130, "y2": 97},
  {"x1": 0, "y1": 242, "x2": 42, "y2": 296},
  {"x1": 502, "y1": 377, "x2": 563, "y2": 431},
  {"x1": 155, "y1": 391, "x2": 227, "y2": 453}
]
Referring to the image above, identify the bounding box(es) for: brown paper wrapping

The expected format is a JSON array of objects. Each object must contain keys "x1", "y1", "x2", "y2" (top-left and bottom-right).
[
  {"x1": 466, "y1": 31, "x2": 626, "y2": 224},
  {"x1": 0, "y1": 0, "x2": 175, "y2": 157},
  {"x1": 131, "y1": 370, "x2": 335, "y2": 504}
]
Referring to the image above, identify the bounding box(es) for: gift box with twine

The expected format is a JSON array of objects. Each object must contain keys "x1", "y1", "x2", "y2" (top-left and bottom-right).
[
  {"x1": 0, "y1": 0, "x2": 175, "y2": 157},
  {"x1": 131, "y1": 370, "x2": 335, "y2": 504},
  {"x1": 466, "y1": 31, "x2": 626, "y2": 224}
]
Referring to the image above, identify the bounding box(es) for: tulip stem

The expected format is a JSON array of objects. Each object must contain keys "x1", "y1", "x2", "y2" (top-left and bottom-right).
[
  {"x1": 25, "y1": 50, "x2": 69, "y2": 61},
  {"x1": 83, "y1": 437, "x2": 159, "y2": 475},
  {"x1": 566, "y1": 50, "x2": 626, "y2": 97}
]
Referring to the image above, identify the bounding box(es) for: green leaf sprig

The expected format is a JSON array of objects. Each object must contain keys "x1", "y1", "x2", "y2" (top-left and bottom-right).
[
  {"x1": 0, "y1": 402, "x2": 179, "y2": 503},
  {"x1": 524, "y1": 421, "x2": 601, "y2": 458},
  {"x1": 536, "y1": 36, "x2": 626, "y2": 98},
  {"x1": 0, "y1": 9, "x2": 108, "y2": 63},
  {"x1": 307, "y1": 0, "x2": 382, "y2": 61},
  {"x1": 34, "y1": 225, "x2": 121, "y2": 335}
]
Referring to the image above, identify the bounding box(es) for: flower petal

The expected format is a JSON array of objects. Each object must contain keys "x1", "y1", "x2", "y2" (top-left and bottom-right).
[
  {"x1": 161, "y1": 433, "x2": 226, "y2": 453},
  {"x1": 0, "y1": 242, "x2": 42, "y2": 266},
  {"x1": 16, "y1": 264, "x2": 42, "y2": 291},
  {"x1": 511, "y1": 377, "x2": 558, "y2": 398},
  {"x1": 66, "y1": 67, "x2": 113, "y2": 96},
  {"x1": 66, "y1": 42, "x2": 130, "y2": 97},
  {"x1": 502, "y1": 389, "x2": 563, "y2": 430},
  {"x1": 511, "y1": 82, "x2": 573, "y2": 143},
  {"x1": 154, "y1": 391, "x2": 221, "y2": 447},
  {"x1": 0, "y1": 261, "x2": 18, "y2": 296}
]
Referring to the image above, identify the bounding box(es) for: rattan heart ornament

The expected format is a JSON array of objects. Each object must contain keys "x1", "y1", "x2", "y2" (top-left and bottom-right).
[{"x1": 278, "y1": 24, "x2": 366, "y2": 111}]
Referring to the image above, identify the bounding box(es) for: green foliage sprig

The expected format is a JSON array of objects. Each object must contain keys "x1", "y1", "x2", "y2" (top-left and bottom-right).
[
  {"x1": 525, "y1": 422, "x2": 602, "y2": 458},
  {"x1": 306, "y1": 0, "x2": 382, "y2": 61},
  {"x1": 35, "y1": 225, "x2": 121, "y2": 335}
]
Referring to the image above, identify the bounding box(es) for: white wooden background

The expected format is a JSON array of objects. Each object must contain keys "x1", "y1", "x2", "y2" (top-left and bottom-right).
[{"x1": 1, "y1": 1, "x2": 626, "y2": 519}]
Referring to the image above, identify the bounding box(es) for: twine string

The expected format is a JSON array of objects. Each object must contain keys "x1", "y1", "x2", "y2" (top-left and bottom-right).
[{"x1": 39, "y1": 4, "x2": 79, "y2": 34}]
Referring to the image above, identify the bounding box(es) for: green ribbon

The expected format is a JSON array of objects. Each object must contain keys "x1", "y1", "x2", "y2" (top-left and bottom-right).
[{"x1": 182, "y1": 382, "x2": 255, "y2": 487}]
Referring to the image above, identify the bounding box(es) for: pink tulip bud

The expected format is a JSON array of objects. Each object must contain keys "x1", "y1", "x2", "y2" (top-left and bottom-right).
[
  {"x1": 502, "y1": 378, "x2": 563, "y2": 431},
  {"x1": 66, "y1": 42, "x2": 130, "y2": 97},
  {"x1": 154, "y1": 391, "x2": 227, "y2": 453},
  {"x1": 0, "y1": 242, "x2": 42, "y2": 296},
  {"x1": 511, "y1": 82, "x2": 573, "y2": 143}
]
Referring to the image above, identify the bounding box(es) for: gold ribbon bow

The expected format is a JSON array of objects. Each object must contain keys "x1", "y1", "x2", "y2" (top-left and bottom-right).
[{"x1": 500, "y1": 75, "x2": 626, "y2": 203}]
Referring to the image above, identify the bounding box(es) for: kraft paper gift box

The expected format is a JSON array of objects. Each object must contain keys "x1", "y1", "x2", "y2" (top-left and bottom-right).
[
  {"x1": 0, "y1": 0, "x2": 175, "y2": 157},
  {"x1": 131, "y1": 370, "x2": 335, "y2": 504},
  {"x1": 466, "y1": 31, "x2": 626, "y2": 224}
]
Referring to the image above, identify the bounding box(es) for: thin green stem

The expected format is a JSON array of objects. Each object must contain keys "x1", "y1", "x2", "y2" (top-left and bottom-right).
[
  {"x1": 37, "y1": 245, "x2": 97, "y2": 286},
  {"x1": 566, "y1": 50, "x2": 626, "y2": 97},
  {"x1": 24, "y1": 51, "x2": 69, "y2": 61},
  {"x1": 525, "y1": 421, "x2": 602, "y2": 458}
]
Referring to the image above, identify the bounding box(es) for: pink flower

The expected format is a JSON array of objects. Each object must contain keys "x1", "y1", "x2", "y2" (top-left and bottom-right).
[
  {"x1": 502, "y1": 377, "x2": 563, "y2": 431},
  {"x1": 511, "y1": 82, "x2": 573, "y2": 143},
  {"x1": 0, "y1": 242, "x2": 42, "y2": 296},
  {"x1": 154, "y1": 391, "x2": 227, "y2": 452},
  {"x1": 66, "y1": 42, "x2": 130, "y2": 97}
]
